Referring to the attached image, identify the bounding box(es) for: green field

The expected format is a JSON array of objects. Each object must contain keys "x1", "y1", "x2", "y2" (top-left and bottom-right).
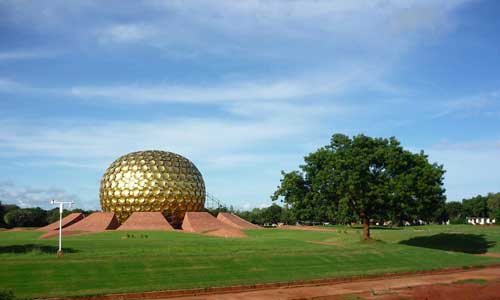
[{"x1": 1, "y1": 225, "x2": 499, "y2": 298}]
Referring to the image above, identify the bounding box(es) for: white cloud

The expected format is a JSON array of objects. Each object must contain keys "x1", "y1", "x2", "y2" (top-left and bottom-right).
[
  {"x1": 0, "y1": 50, "x2": 57, "y2": 61},
  {"x1": 0, "y1": 77, "x2": 63, "y2": 94},
  {"x1": 434, "y1": 91, "x2": 500, "y2": 118},
  {"x1": 0, "y1": 115, "x2": 316, "y2": 162},
  {"x1": 0, "y1": 181, "x2": 81, "y2": 209},
  {"x1": 433, "y1": 140, "x2": 500, "y2": 151},
  {"x1": 0, "y1": 78, "x2": 20, "y2": 90},
  {"x1": 2, "y1": 62, "x2": 391, "y2": 106},
  {"x1": 12, "y1": 159, "x2": 103, "y2": 170},
  {"x1": 69, "y1": 69, "x2": 364, "y2": 104},
  {"x1": 204, "y1": 153, "x2": 301, "y2": 169},
  {"x1": 93, "y1": 0, "x2": 468, "y2": 59},
  {"x1": 147, "y1": 1, "x2": 465, "y2": 37},
  {"x1": 70, "y1": 80, "x2": 308, "y2": 104},
  {"x1": 0, "y1": 1, "x2": 470, "y2": 61},
  {"x1": 98, "y1": 24, "x2": 155, "y2": 44}
]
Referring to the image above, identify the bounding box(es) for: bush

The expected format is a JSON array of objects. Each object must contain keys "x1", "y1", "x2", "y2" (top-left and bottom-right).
[
  {"x1": 450, "y1": 215, "x2": 466, "y2": 225},
  {"x1": 494, "y1": 210, "x2": 500, "y2": 225},
  {"x1": 0, "y1": 289, "x2": 15, "y2": 300},
  {"x1": 3, "y1": 208, "x2": 48, "y2": 228},
  {"x1": 3, "y1": 210, "x2": 33, "y2": 227},
  {"x1": 0, "y1": 289, "x2": 31, "y2": 300}
]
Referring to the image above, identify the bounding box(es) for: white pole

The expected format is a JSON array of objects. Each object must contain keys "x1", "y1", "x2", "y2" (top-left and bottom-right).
[
  {"x1": 58, "y1": 202, "x2": 63, "y2": 254},
  {"x1": 50, "y1": 200, "x2": 74, "y2": 257}
]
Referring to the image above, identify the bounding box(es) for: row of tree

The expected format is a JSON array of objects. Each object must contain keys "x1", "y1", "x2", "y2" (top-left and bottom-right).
[
  {"x1": 445, "y1": 193, "x2": 500, "y2": 224},
  {"x1": 3, "y1": 195, "x2": 498, "y2": 231},
  {"x1": 0, "y1": 202, "x2": 95, "y2": 228},
  {"x1": 241, "y1": 195, "x2": 500, "y2": 227},
  {"x1": 208, "y1": 192, "x2": 500, "y2": 229}
]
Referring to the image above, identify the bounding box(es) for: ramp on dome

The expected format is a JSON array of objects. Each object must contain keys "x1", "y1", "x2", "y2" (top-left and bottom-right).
[
  {"x1": 117, "y1": 212, "x2": 174, "y2": 231},
  {"x1": 217, "y1": 212, "x2": 261, "y2": 230},
  {"x1": 41, "y1": 212, "x2": 120, "y2": 239},
  {"x1": 182, "y1": 212, "x2": 246, "y2": 238},
  {"x1": 37, "y1": 213, "x2": 84, "y2": 231},
  {"x1": 64, "y1": 212, "x2": 120, "y2": 231}
]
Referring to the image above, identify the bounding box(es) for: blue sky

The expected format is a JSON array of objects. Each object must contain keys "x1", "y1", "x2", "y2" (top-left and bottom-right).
[{"x1": 0, "y1": 0, "x2": 499, "y2": 210}]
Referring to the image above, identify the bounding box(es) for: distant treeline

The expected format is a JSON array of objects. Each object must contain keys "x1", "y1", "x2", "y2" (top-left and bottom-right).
[
  {"x1": 1, "y1": 192, "x2": 498, "y2": 228},
  {"x1": 0, "y1": 202, "x2": 96, "y2": 228},
  {"x1": 208, "y1": 192, "x2": 500, "y2": 226},
  {"x1": 445, "y1": 192, "x2": 500, "y2": 224},
  {"x1": 207, "y1": 204, "x2": 293, "y2": 225}
]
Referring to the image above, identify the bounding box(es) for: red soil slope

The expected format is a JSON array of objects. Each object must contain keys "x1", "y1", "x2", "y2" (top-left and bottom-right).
[
  {"x1": 41, "y1": 212, "x2": 119, "y2": 238},
  {"x1": 182, "y1": 212, "x2": 246, "y2": 238},
  {"x1": 117, "y1": 212, "x2": 174, "y2": 231},
  {"x1": 36, "y1": 213, "x2": 84, "y2": 231},
  {"x1": 65, "y1": 212, "x2": 120, "y2": 231},
  {"x1": 217, "y1": 212, "x2": 260, "y2": 230}
]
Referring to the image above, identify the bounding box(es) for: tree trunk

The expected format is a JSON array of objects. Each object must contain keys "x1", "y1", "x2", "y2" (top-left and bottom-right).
[{"x1": 362, "y1": 215, "x2": 370, "y2": 240}]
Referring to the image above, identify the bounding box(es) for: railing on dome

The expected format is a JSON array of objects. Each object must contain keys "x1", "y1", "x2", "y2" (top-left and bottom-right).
[{"x1": 205, "y1": 192, "x2": 228, "y2": 210}]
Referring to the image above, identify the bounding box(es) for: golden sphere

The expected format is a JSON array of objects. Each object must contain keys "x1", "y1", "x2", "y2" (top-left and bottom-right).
[{"x1": 99, "y1": 150, "x2": 205, "y2": 226}]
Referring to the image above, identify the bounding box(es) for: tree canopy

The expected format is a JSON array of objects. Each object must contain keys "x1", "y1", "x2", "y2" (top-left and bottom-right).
[
  {"x1": 0, "y1": 203, "x2": 96, "y2": 228},
  {"x1": 459, "y1": 192, "x2": 500, "y2": 219},
  {"x1": 272, "y1": 133, "x2": 446, "y2": 240}
]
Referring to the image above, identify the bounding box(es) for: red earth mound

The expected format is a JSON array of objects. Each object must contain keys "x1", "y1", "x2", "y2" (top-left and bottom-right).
[
  {"x1": 41, "y1": 212, "x2": 119, "y2": 238},
  {"x1": 36, "y1": 213, "x2": 84, "y2": 231},
  {"x1": 182, "y1": 212, "x2": 246, "y2": 238},
  {"x1": 65, "y1": 212, "x2": 120, "y2": 231},
  {"x1": 117, "y1": 212, "x2": 174, "y2": 231},
  {"x1": 217, "y1": 212, "x2": 261, "y2": 230}
]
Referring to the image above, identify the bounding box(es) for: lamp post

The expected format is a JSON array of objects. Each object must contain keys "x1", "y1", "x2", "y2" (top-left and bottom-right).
[{"x1": 50, "y1": 200, "x2": 74, "y2": 256}]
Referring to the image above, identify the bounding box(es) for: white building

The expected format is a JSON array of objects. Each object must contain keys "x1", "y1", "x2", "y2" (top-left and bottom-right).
[{"x1": 467, "y1": 217, "x2": 496, "y2": 225}]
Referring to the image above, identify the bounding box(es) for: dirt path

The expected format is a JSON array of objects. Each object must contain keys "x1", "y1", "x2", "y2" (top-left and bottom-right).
[{"x1": 162, "y1": 266, "x2": 500, "y2": 300}]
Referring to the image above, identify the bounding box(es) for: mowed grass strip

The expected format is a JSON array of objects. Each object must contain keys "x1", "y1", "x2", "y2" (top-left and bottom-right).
[{"x1": 0, "y1": 225, "x2": 499, "y2": 297}]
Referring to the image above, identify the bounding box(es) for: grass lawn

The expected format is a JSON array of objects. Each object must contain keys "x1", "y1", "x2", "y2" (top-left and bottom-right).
[{"x1": 1, "y1": 225, "x2": 499, "y2": 298}]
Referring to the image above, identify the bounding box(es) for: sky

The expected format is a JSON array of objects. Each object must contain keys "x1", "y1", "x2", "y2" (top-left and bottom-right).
[{"x1": 0, "y1": 0, "x2": 499, "y2": 210}]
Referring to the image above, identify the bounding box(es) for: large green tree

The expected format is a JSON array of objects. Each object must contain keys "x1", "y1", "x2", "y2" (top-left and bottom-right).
[{"x1": 272, "y1": 133, "x2": 446, "y2": 240}]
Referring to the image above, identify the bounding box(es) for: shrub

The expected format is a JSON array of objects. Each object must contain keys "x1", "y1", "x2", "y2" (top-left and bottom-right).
[
  {"x1": 494, "y1": 210, "x2": 500, "y2": 225},
  {"x1": 450, "y1": 216, "x2": 466, "y2": 225},
  {"x1": 0, "y1": 289, "x2": 15, "y2": 300},
  {"x1": 0, "y1": 289, "x2": 31, "y2": 300}
]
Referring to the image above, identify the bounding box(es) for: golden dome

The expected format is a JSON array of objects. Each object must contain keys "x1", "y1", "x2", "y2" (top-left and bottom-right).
[{"x1": 99, "y1": 150, "x2": 205, "y2": 226}]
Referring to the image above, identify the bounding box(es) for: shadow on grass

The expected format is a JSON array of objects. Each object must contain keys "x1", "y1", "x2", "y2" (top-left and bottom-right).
[
  {"x1": 399, "y1": 233, "x2": 496, "y2": 254},
  {"x1": 0, "y1": 244, "x2": 79, "y2": 254}
]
